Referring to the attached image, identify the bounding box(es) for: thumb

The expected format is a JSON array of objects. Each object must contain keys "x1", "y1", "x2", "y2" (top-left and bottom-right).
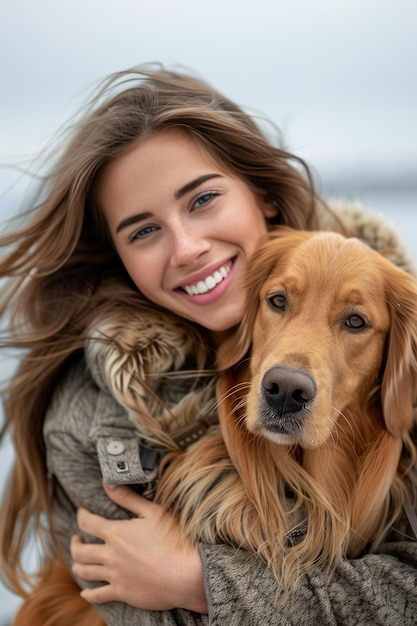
[{"x1": 103, "y1": 481, "x2": 160, "y2": 517}]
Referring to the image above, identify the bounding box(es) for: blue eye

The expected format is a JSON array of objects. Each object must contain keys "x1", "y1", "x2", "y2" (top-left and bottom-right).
[
  {"x1": 130, "y1": 225, "x2": 159, "y2": 242},
  {"x1": 192, "y1": 191, "x2": 219, "y2": 210}
]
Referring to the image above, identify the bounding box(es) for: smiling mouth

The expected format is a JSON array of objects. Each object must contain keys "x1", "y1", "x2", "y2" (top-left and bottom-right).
[{"x1": 181, "y1": 261, "x2": 233, "y2": 295}]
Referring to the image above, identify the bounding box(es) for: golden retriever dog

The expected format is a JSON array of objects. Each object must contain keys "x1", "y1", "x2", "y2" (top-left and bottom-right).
[
  {"x1": 13, "y1": 228, "x2": 417, "y2": 624},
  {"x1": 157, "y1": 228, "x2": 417, "y2": 589}
]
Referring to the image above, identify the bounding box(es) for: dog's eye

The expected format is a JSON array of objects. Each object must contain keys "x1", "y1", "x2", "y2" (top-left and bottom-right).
[
  {"x1": 267, "y1": 294, "x2": 286, "y2": 311},
  {"x1": 344, "y1": 314, "x2": 367, "y2": 331}
]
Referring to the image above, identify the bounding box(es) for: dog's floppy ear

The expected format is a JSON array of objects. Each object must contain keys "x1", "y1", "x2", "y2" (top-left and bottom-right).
[
  {"x1": 381, "y1": 261, "x2": 417, "y2": 435},
  {"x1": 216, "y1": 290, "x2": 261, "y2": 370}
]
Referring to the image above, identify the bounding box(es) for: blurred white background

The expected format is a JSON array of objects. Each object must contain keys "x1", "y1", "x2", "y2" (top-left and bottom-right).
[{"x1": 1, "y1": 0, "x2": 416, "y2": 622}]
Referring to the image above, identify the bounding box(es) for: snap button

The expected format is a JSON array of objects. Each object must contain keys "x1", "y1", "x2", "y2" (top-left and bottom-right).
[
  {"x1": 116, "y1": 460, "x2": 129, "y2": 473},
  {"x1": 106, "y1": 440, "x2": 125, "y2": 456}
]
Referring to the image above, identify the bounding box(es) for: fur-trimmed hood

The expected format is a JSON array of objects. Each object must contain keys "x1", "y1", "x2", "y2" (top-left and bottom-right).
[
  {"x1": 322, "y1": 199, "x2": 415, "y2": 275},
  {"x1": 85, "y1": 306, "x2": 218, "y2": 451}
]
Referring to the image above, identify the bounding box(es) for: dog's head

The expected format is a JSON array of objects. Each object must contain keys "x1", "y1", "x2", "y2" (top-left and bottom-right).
[{"x1": 219, "y1": 227, "x2": 417, "y2": 448}]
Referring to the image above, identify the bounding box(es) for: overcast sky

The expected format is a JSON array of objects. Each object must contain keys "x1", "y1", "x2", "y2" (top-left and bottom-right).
[
  {"x1": 1, "y1": 1, "x2": 417, "y2": 618},
  {"x1": 1, "y1": 0, "x2": 416, "y2": 196}
]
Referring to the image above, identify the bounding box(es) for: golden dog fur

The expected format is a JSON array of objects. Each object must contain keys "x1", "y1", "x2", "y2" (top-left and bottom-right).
[{"x1": 13, "y1": 227, "x2": 417, "y2": 624}]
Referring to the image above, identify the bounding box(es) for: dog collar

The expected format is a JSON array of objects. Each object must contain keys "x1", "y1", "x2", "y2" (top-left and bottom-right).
[{"x1": 170, "y1": 410, "x2": 219, "y2": 451}]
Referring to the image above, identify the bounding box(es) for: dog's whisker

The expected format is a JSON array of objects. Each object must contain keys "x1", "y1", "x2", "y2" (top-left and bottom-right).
[{"x1": 215, "y1": 383, "x2": 251, "y2": 412}]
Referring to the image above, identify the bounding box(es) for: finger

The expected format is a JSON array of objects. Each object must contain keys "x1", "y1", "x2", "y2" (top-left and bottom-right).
[
  {"x1": 80, "y1": 583, "x2": 115, "y2": 605},
  {"x1": 72, "y1": 562, "x2": 107, "y2": 583},
  {"x1": 70, "y1": 534, "x2": 85, "y2": 559},
  {"x1": 70, "y1": 535, "x2": 106, "y2": 564},
  {"x1": 102, "y1": 482, "x2": 162, "y2": 517},
  {"x1": 76, "y1": 507, "x2": 109, "y2": 538}
]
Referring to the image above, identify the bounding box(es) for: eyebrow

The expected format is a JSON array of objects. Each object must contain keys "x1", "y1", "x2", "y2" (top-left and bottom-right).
[
  {"x1": 116, "y1": 211, "x2": 152, "y2": 234},
  {"x1": 115, "y1": 173, "x2": 223, "y2": 234},
  {"x1": 174, "y1": 173, "x2": 223, "y2": 200}
]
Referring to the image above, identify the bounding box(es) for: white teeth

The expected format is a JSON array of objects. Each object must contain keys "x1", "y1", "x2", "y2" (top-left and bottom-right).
[
  {"x1": 183, "y1": 262, "x2": 232, "y2": 296},
  {"x1": 205, "y1": 276, "x2": 216, "y2": 289},
  {"x1": 196, "y1": 280, "x2": 208, "y2": 294}
]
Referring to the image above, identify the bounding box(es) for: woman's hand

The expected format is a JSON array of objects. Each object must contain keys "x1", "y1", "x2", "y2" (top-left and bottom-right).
[{"x1": 70, "y1": 483, "x2": 208, "y2": 613}]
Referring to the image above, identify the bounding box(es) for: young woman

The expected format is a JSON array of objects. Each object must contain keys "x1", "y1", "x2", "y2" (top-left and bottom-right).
[{"x1": 1, "y1": 65, "x2": 416, "y2": 626}]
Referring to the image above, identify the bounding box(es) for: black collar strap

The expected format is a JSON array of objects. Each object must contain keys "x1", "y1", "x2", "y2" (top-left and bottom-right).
[{"x1": 170, "y1": 410, "x2": 219, "y2": 451}]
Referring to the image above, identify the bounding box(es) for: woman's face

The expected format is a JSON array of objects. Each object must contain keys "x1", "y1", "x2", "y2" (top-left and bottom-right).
[{"x1": 96, "y1": 130, "x2": 276, "y2": 336}]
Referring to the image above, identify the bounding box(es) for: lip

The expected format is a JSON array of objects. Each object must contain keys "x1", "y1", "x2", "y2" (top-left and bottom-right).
[
  {"x1": 174, "y1": 257, "x2": 236, "y2": 291},
  {"x1": 174, "y1": 257, "x2": 237, "y2": 304}
]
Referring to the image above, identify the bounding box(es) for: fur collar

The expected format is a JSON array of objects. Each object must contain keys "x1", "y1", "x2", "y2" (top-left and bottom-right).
[{"x1": 85, "y1": 306, "x2": 218, "y2": 451}]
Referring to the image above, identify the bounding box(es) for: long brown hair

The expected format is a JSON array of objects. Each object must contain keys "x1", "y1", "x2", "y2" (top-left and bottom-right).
[{"x1": 0, "y1": 63, "x2": 324, "y2": 596}]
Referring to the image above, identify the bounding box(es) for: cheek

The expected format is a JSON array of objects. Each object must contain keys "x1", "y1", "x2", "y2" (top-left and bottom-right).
[
  {"x1": 247, "y1": 207, "x2": 270, "y2": 237},
  {"x1": 118, "y1": 250, "x2": 160, "y2": 295},
  {"x1": 228, "y1": 196, "x2": 269, "y2": 239},
  {"x1": 130, "y1": 273, "x2": 152, "y2": 296}
]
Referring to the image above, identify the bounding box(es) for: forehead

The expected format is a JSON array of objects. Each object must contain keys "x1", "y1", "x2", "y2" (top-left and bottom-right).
[
  {"x1": 98, "y1": 129, "x2": 226, "y2": 186},
  {"x1": 94, "y1": 129, "x2": 230, "y2": 227}
]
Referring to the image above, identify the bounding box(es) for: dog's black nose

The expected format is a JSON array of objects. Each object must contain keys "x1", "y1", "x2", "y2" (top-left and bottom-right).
[{"x1": 262, "y1": 366, "x2": 316, "y2": 415}]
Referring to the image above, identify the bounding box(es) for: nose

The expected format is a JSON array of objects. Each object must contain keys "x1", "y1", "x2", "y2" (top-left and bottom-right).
[
  {"x1": 169, "y1": 222, "x2": 211, "y2": 267},
  {"x1": 261, "y1": 366, "x2": 316, "y2": 416}
]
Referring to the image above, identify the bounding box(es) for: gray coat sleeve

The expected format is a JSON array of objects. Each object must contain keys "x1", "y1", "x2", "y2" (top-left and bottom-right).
[
  {"x1": 45, "y1": 361, "x2": 417, "y2": 626},
  {"x1": 200, "y1": 541, "x2": 417, "y2": 625},
  {"x1": 44, "y1": 362, "x2": 208, "y2": 626}
]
